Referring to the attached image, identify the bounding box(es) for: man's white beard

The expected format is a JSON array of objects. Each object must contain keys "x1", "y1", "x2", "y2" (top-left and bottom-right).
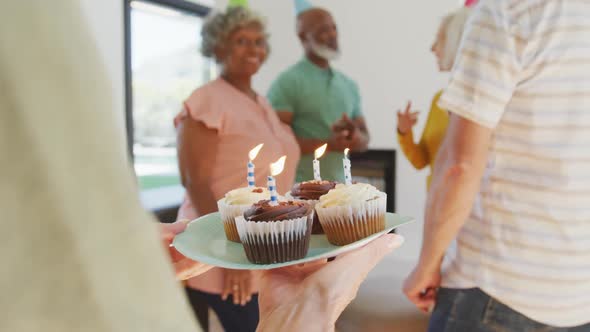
[{"x1": 309, "y1": 39, "x2": 340, "y2": 61}]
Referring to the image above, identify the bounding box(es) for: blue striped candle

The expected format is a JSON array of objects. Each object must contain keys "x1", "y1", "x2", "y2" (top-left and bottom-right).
[
  {"x1": 247, "y1": 144, "x2": 264, "y2": 188},
  {"x1": 247, "y1": 161, "x2": 255, "y2": 187},
  {"x1": 267, "y1": 175, "x2": 278, "y2": 205}
]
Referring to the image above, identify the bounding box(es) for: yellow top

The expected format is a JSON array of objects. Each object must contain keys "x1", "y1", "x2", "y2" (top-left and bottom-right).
[{"x1": 397, "y1": 90, "x2": 449, "y2": 188}]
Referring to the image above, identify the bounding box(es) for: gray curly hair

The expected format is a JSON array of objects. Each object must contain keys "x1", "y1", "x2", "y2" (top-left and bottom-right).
[{"x1": 200, "y1": 6, "x2": 269, "y2": 62}]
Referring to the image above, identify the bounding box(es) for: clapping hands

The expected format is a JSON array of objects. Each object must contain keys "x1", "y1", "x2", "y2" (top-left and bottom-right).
[{"x1": 329, "y1": 113, "x2": 366, "y2": 152}]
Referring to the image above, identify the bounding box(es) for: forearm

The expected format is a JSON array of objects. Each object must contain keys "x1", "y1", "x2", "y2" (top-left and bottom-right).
[
  {"x1": 182, "y1": 143, "x2": 219, "y2": 215},
  {"x1": 257, "y1": 288, "x2": 336, "y2": 332},
  {"x1": 418, "y1": 114, "x2": 492, "y2": 270},
  {"x1": 398, "y1": 131, "x2": 429, "y2": 169},
  {"x1": 177, "y1": 118, "x2": 220, "y2": 215},
  {"x1": 419, "y1": 159, "x2": 486, "y2": 270},
  {"x1": 185, "y1": 177, "x2": 218, "y2": 215},
  {"x1": 277, "y1": 111, "x2": 325, "y2": 154}
]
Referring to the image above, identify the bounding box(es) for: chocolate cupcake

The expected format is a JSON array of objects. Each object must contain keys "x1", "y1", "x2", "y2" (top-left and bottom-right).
[
  {"x1": 290, "y1": 180, "x2": 337, "y2": 201},
  {"x1": 235, "y1": 200, "x2": 313, "y2": 264},
  {"x1": 286, "y1": 180, "x2": 337, "y2": 234}
]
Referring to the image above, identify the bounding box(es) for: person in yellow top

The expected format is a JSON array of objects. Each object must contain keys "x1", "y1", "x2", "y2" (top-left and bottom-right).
[{"x1": 397, "y1": 6, "x2": 471, "y2": 188}]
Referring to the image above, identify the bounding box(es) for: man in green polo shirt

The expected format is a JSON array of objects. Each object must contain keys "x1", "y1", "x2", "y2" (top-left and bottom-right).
[{"x1": 268, "y1": 2, "x2": 369, "y2": 182}]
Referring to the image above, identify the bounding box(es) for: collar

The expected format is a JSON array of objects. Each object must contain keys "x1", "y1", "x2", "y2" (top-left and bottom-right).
[{"x1": 300, "y1": 57, "x2": 334, "y2": 77}]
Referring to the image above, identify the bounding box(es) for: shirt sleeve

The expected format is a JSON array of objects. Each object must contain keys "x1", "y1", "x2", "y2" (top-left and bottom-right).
[
  {"x1": 181, "y1": 88, "x2": 225, "y2": 132},
  {"x1": 438, "y1": 0, "x2": 521, "y2": 129},
  {"x1": 267, "y1": 72, "x2": 296, "y2": 113},
  {"x1": 351, "y1": 80, "x2": 363, "y2": 119},
  {"x1": 398, "y1": 129, "x2": 429, "y2": 170}
]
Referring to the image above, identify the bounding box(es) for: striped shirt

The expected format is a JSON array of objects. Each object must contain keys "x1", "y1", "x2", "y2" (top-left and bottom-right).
[{"x1": 438, "y1": 0, "x2": 590, "y2": 327}]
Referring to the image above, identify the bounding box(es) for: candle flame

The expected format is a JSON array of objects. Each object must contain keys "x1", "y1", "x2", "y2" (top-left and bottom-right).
[
  {"x1": 270, "y1": 156, "x2": 286, "y2": 176},
  {"x1": 344, "y1": 148, "x2": 350, "y2": 158},
  {"x1": 248, "y1": 143, "x2": 264, "y2": 161},
  {"x1": 314, "y1": 144, "x2": 328, "y2": 159}
]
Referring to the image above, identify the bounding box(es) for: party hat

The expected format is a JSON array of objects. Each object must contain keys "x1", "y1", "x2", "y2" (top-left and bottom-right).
[
  {"x1": 229, "y1": 0, "x2": 248, "y2": 8},
  {"x1": 294, "y1": 0, "x2": 314, "y2": 15}
]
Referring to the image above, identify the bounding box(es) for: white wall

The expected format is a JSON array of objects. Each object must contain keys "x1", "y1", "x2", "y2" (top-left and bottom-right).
[
  {"x1": 79, "y1": 0, "x2": 126, "y2": 136},
  {"x1": 81, "y1": 0, "x2": 462, "y2": 257}
]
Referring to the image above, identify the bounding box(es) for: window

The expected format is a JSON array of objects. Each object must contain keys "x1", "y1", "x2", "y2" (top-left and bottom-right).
[{"x1": 124, "y1": 0, "x2": 215, "y2": 204}]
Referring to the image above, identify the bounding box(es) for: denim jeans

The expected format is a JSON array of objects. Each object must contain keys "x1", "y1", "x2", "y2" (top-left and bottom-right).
[{"x1": 428, "y1": 288, "x2": 590, "y2": 332}]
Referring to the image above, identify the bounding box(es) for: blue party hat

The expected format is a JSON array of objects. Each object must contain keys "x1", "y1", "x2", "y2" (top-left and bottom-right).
[{"x1": 294, "y1": 0, "x2": 314, "y2": 15}]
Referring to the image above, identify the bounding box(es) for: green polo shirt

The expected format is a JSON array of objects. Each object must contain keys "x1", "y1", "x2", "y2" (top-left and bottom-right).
[{"x1": 268, "y1": 58, "x2": 363, "y2": 182}]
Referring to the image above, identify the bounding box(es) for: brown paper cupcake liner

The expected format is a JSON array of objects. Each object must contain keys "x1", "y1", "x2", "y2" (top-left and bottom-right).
[
  {"x1": 316, "y1": 195, "x2": 387, "y2": 246},
  {"x1": 285, "y1": 193, "x2": 324, "y2": 234},
  {"x1": 217, "y1": 199, "x2": 253, "y2": 243},
  {"x1": 221, "y1": 215, "x2": 241, "y2": 242}
]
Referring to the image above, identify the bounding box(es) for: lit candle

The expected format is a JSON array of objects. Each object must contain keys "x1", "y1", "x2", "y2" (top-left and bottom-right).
[
  {"x1": 313, "y1": 144, "x2": 328, "y2": 181},
  {"x1": 247, "y1": 144, "x2": 264, "y2": 187},
  {"x1": 343, "y1": 148, "x2": 352, "y2": 185},
  {"x1": 268, "y1": 156, "x2": 286, "y2": 206}
]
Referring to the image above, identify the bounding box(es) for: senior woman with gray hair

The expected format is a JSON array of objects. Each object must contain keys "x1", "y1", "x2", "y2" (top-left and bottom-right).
[
  {"x1": 396, "y1": 7, "x2": 472, "y2": 189},
  {"x1": 174, "y1": 5, "x2": 300, "y2": 332}
]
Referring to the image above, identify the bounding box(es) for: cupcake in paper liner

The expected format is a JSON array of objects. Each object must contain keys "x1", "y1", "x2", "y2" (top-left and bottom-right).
[
  {"x1": 217, "y1": 187, "x2": 270, "y2": 242},
  {"x1": 315, "y1": 183, "x2": 387, "y2": 246},
  {"x1": 285, "y1": 180, "x2": 338, "y2": 234},
  {"x1": 235, "y1": 200, "x2": 313, "y2": 264}
]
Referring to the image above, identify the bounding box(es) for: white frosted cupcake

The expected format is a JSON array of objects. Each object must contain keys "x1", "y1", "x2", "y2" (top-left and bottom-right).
[
  {"x1": 315, "y1": 183, "x2": 386, "y2": 246},
  {"x1": 217, "y1": 187, "x2": 270, "y2": 242}
]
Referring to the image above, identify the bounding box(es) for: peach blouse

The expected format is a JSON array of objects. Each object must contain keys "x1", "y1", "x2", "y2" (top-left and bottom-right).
[{"x1": 175, "y1": 78, "x2": 300, "y2": 294}]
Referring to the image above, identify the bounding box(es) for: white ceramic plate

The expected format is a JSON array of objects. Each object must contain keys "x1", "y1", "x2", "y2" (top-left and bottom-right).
[{"x1": 173, "y1": 212, "x2": 413, "y2": 270}]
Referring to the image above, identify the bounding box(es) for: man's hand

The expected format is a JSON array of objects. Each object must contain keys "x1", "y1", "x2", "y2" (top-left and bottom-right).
[
  {"x1": 330, "y1": 114, "x2": 369, "y2": 152},
  {"x1": 332, "y1": 113, "x2": 357, "y2": 139},
  {"x1": 403, "y1": 263, "x2": 441, "y2": 313},
  {"x1": 160, "y1": 220, "x2": 213, "y2": 280},
  {"x1": 327, "y1": 130, "x2": 352, "y2": 152},
  {"x1": 221, "y1": 269, "x2": 254, "y2": 306},
  {"x1": 257, "y1": 234, "x2": 404, "y2": 331}
]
